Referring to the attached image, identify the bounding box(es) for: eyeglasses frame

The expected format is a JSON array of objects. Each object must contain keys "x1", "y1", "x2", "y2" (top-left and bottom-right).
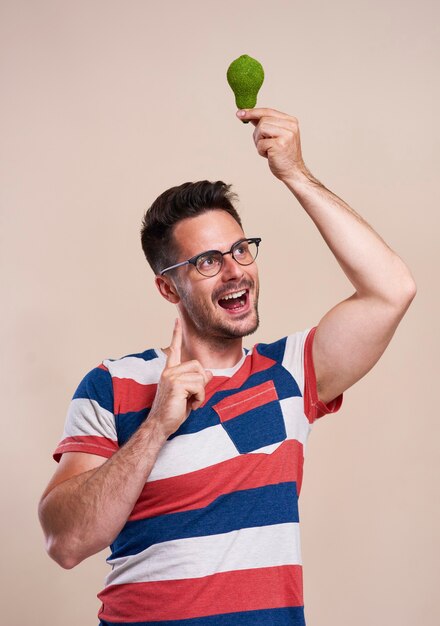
[{"x1": 159, "y1": 237, "x2": 262, "y2": 277}]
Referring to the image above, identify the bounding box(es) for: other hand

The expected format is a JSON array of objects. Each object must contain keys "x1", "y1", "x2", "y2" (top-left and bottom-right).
[
  {"x1": 148, "y1": 318, "x2": 213, "y2": 438},
  {"x1": 237, "y1": 107, "x2": 308, "y2": 183}
]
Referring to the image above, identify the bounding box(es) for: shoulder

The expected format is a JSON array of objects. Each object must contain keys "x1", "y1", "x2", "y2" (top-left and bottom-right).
[
  {"x1": 249, "y1": 329, "x2": 313, "y2": 363},
  {"x1": 247, "y1": 329, "x2": 314, "y2": 393}
]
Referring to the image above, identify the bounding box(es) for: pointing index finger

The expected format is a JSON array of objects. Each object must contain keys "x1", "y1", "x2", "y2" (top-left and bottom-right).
[{"x1": 167, "y1": 318, "x2": 182, "y2": 368}]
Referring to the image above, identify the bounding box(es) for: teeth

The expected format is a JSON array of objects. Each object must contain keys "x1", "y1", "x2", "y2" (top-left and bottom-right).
[{"x1": 221, "y1": 289, "x2": 246, "y2": 301}]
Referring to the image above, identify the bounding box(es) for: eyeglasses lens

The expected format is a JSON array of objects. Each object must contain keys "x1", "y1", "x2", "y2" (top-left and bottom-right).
[
  {"x1": 196, "y1": 252, "x2": 223, "y2": 276},
  {"x1": 196, "y1": 240, "x2": 258, "y2": 277},
  {"x1": 232, "y1": 240, "x2": 258, "y2": 265}
]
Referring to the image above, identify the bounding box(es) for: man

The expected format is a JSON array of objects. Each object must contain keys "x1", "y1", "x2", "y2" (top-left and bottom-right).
[{"x1": 38, "y1": 108, "x2": 416, "y2": 625}]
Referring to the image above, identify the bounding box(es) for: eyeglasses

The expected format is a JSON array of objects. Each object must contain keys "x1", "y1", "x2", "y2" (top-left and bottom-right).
[{"x1": 159, "y1": 237, "x2": 262, "y2": 277}]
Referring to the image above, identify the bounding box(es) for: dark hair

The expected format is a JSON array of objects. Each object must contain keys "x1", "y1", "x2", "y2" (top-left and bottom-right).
[{"x1": 140, "y1": 180, "x2": 242, "y2": 275}]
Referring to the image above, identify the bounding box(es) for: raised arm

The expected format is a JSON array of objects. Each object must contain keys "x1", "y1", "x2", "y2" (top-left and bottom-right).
[{"x1": 237, "y1": 107, "x2": 416, "y2": 404}]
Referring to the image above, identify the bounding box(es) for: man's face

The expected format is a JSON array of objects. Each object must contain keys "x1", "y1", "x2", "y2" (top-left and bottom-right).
[{"x1": 166, "y1": 210, "x2": 260, "y2": 341}]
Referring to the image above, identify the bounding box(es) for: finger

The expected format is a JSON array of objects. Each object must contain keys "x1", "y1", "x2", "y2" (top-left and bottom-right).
[
  {"x1": 166, "y1": 318, "x2": 182, "y2": 368},
  {"x1": 253, "y1": 121, "x2": 293, "y2": 143},
  {"x1": 237, "y1": 108, "x2": 297, "y2": 125},
  {"x1": 172, "y1": 372, "x2": 209, "y2": 389},
  {"x1": 170, "y1": 375, "x2": 207, "y2": 411},
  {"x1": 189, "y1": 386, "x2": 206, "y2": 411},
  {"x1": 249, "y1": 116, "x2": 296, "y2": 129},
  {"x1": 255, "y1": 138, "x2": 274, "y2": 158},
  {"x1": 169, "y1": 360, "x2": 213, "y2": 385}
]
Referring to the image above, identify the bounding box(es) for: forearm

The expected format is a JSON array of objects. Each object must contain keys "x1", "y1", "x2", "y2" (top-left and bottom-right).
[
  {"x1": 283, "y1": 169, "x2": 416, "y2": 304},
  {"x1": 39, "y1": 416, "x2": 167, "y2": 569}
]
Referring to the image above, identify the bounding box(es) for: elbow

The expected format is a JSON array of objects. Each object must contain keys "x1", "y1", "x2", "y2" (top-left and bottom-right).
[
  {"x1": 46, "y1": 535, "x2": 82, "y2": 570},
  {"x1": 38, "y1": 500, "x2": 82, "y2": 570},
  {"x1": 388, "y1": 273, "x2": 417, "y2": 311},
  {"x1": 38, "y1": 496, "x2": 111, "y2": 570},
  {"x1": 399, "y1": 277, "x2": 417, "y2": 309},
  {"x1": 385, "y1": 256, "x2": 417, "y2": 309},
  {"x1": 400, "y1": 261, "x2": 417, "y2": 304},
  {"x1": 407, "y1": 278, "x2": 417, "y2": 302}
]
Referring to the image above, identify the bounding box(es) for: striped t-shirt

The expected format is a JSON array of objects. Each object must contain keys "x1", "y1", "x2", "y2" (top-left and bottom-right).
[{"x1": 53, "y1": 326, "x2": 342, "y2": 625}]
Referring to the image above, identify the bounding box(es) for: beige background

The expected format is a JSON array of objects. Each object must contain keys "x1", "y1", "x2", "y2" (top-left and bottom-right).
[{"x1": 1, "y1": 0, "x2": 439, "y2": 624}]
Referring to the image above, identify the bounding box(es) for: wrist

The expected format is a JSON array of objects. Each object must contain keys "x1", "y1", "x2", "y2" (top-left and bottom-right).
[
  {"x1": 142, "y1": 414, "x2": 170, "y2": 446},
  {"x1": 282, "y1": 164, "x2": 322, "y2": 192}
]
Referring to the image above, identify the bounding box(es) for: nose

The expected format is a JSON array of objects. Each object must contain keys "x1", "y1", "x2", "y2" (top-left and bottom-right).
[{"x1": 220, "y1": 252, "x2": 244, "y2": 282}]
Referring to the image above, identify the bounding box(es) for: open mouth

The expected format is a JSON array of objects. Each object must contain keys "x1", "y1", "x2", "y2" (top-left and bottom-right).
[{"x1": 217, "y1": 289, "x2": 249, "y2": 313}]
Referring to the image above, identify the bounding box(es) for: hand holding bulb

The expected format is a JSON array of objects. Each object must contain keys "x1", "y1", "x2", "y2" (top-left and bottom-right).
[{"x1": 227, "y1": 56, "x2": 307, "y2": 183}]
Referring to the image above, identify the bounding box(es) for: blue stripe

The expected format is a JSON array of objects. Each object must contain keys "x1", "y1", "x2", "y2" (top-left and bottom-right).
[
  {"x1": 115, "y1": 400, "x2": 225, "y2": 446},
  {"x1": 73, "y1": 366, "x2": 114, "y2": 414},
  {"x1": 107, "y1": 348, "x2": 159, "y2": 362},
  {"x1": 99, "y1": 605, "x2": 305, "y2": 625},
  {"x1": 168, "y1": 402, "x2": 220, "y2": 439},
  {"x1": 255, "y1": 338, "x2": 303, "y2": 401},
  {"x1": 116, "y1": 409, "x2": 149, "y2": 446},
  {"x1": 256, "y1": 336, "x2": 288, "y2": 365},
  {"x1": 110, "y1": 481, "x2": 299, "y2": 559}
]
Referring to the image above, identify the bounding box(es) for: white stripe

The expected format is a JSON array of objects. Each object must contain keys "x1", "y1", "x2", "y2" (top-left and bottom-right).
[
  {"x1": 281, "y1": 397, "x2": 312, "y2": 447},
  {"x1": 282, "y1": 329, "x2": 311, "y2": 395},
  {"x1": 147, "y1": 423, "x2": 238, "y2": 481},
  {"x1": 105, "y1": 348, "x2": 252, "y2": 385},
  {"x1": 63, "y1": 398, "x2": 117, "y2": 441},
  {"x1": 247, "y1": 440, "x2": 285, "y2": 454},
  {"x1": 105, "y1": 522, "x2": 301, "y2": 586},
  {"x1": 104, "y1": 355, "x2": 164, "y2": 385}
]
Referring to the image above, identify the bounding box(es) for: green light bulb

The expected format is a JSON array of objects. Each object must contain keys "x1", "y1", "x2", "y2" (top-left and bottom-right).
[{"x1": 227, "y1": 54, "x2": 265, "y2": 123}]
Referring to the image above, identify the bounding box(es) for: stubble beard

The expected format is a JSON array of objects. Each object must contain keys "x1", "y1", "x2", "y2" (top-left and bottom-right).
[{"x1": 177, "y1": 282, "x2": 260, "y2": 343}]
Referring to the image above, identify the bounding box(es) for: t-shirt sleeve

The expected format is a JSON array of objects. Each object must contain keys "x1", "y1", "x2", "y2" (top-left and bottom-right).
[
  {"x1": 53, "y1": 362, "x2": 119, "y2": 462},
  {"x1": 282, "y1": 326, "x2": 343, "y2": 424}
]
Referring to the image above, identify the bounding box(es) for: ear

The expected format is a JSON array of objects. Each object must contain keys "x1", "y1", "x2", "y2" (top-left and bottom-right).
[{"x1": 155, "y1": 275, "x2": 181, "y2": 304}]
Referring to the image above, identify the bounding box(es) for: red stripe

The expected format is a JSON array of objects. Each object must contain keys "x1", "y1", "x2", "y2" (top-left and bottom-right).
[
  {"x1": 98, "y1": 564, "x2": 303, "y2": 622},
  {"x1": 113, "y1": 379, "x2": 157, "y2": 414},
  {"x1": 53, "y1": 435, "x2": 118, "y2": 462},
  {"x1": 98, "y1": 363, "x2": 109, "y2": 371},
  {"x1": 129, "y1": 438, "x2": 303, "y2": 521},
  {"x1": 113, "y1": 376, "x2": 222, "y2": 415},
  {"x1": 212, "y1": 380, "x2": 278, "y2": 422}
]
